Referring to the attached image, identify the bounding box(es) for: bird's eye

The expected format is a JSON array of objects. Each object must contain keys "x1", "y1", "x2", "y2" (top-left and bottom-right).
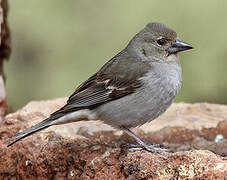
[{"x1": 157, "y1": 38, "x2": 166, "y2": 46}]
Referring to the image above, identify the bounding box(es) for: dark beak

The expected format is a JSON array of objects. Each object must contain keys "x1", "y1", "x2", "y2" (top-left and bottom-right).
[{"x1": 168, "y1": 38, "x2": 193, "y2": 55}]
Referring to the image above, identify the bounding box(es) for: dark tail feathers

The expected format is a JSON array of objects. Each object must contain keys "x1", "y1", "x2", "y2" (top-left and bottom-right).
[{"x1": 7, "y1": 118, "x2": 52, "y2": 147}]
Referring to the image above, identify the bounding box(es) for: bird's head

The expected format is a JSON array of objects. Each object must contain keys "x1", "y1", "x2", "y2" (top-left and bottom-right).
[{"x1": 127, "y1": 22, "x2": 193, "y2": 62}]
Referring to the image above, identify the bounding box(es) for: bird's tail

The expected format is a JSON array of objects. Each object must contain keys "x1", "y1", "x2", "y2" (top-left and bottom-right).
[{"x1": 7, "y1": 118, "x2": 53, "y2": 147}]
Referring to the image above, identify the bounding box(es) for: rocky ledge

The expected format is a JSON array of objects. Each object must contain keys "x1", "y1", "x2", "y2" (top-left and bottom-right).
[{"x1": 0, "y1": 98, "x2": 227, "y2": 179}]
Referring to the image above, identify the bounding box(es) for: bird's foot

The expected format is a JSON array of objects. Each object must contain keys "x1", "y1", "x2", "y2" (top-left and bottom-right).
[
  {"x1": 121, "y1": 127, "x2": 172, "y2": 153},
  {"x1": 127, "y1": 143, "x2": 172, "y2": 153}
]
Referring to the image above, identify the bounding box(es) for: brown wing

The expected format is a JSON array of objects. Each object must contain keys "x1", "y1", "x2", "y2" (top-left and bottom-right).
[
  {"x1": 51, "y1": 74, "x2": 141, "y2": 117},
  {"x1": 51, "y1": 51, "x2": 151, "y2": 118}
]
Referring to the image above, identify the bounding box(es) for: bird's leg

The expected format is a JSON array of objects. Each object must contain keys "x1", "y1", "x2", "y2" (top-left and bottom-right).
[{"x1": 121, "y1": 127, "x2": 171, "y2": 153}]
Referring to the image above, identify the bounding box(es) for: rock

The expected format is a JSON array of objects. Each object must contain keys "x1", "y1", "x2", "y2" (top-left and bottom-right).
[{"x1": 0, "y1": 98, "x2": 227, "y2": 179}]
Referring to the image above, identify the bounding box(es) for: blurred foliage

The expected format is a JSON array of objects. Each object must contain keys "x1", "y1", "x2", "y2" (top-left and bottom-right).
[{"x1": 5, "y1": 0, "x2": 227, "y2": 110}]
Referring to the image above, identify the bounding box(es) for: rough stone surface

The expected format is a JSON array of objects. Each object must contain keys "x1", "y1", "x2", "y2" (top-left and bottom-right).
[{"x1": 0, "y1": 98, "x2": 227, "y2": 179}]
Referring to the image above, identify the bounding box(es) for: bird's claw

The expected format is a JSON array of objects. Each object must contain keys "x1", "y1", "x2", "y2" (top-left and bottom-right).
[{"x1": 127, "y1": 143, "x2": 172, "y2": 153}]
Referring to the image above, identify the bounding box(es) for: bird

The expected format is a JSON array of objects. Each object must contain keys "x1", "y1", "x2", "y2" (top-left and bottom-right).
[{"x1": 8, "y1": 22, "x2": 193, "y2": 152}]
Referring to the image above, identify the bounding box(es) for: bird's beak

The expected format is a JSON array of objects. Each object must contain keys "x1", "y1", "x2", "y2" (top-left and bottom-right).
[{"x1": 168, "y1": 38, "x2": 193, "y2": 55}]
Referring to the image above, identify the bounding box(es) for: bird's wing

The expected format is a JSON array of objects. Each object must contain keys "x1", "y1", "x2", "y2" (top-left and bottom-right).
[{"x1": 51, "y1": 55, "x2": 151, "y2": 118}]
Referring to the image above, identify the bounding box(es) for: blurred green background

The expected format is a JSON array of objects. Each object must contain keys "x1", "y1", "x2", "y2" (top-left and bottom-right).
[{"x1": 5, "y1": 0, "x2": 227, "y2": 110}]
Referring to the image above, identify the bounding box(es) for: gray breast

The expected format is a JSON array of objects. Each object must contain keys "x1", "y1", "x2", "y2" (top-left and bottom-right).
[{"x1": 94, "y1": 61, "x2": 182, "y2": 128}]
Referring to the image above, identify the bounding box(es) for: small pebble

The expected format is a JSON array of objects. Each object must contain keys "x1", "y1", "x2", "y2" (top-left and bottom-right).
[
  {"x1": 70, "y1": 170, "x2": 74, "y2": 177},
  {"x1": 214, "y1": 134, "x2": 224, "y2": 143}
]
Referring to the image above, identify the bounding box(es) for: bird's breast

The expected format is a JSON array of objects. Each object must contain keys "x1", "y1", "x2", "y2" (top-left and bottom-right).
[
  {"x1": 141, "y1": 62, "x2": 182, "y2": 98},
  {"x1": 134, "y1": 62, "x2": 182, "y2": 124}
]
